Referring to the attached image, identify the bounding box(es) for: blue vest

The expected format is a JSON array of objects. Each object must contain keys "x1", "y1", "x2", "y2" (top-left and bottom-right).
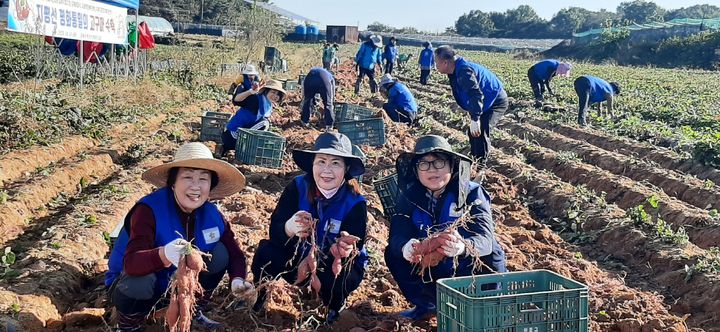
[
  {"x1": 388, "y1": 83, "x2": 418, "y2": 113},
  {"x1": 226, "y1": 94, "x2": 272, "y2": 133},
  {"x1": 532, "y1": 59, "x2": 559, "y2": 81},
  {"x1": 451, "y1": 57, "x2": 504, "y2": 113},
  {"x1": 419, "y1": 48, "x2": 434, "y2": 68},
  {"x1": 105, "y1": 187, "x2": 225, "y2": 289},
  {"x1": 294, "y1": 175, "x2": 369, "y2": 267},
  {"x1": 355, "y1": 42, "x2": 383, "y2": 70},
  {"x1": 410, "y1": 182, "x2": 481, "y2": 270},
  {"x1": 585, "y1": 75, "x2": 614, "y2": 103}
]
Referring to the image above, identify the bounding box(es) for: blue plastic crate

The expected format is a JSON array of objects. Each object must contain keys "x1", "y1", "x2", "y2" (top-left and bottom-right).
[
  {"x1": 372, "y1": 171, "x2": 398, "y2": 217},
  {"x1": 437, "y1": 270, "x2": 589, "y2": 332},
  {"x1": 338, "y1": 118, "x2": 386, "y2": 147},
  {"x1": 200, "y1": 111, "x2": 231, "y2": 143},
  {"x1": 235, "y1": 129, "x2": 286, "y2": 169},
  {"x1": 335, "y1": 103, "x2": 378, "y2": 122}
]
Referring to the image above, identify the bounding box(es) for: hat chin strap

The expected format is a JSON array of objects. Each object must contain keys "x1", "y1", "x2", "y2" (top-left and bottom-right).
[{"x1": 318, "y1": 179, "x2": 345, "y2": 199}]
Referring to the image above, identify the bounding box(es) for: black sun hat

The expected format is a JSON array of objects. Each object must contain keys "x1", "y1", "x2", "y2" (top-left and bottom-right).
[{"x1": 292, "y1": 132, "x2": 366, "y2": 178}]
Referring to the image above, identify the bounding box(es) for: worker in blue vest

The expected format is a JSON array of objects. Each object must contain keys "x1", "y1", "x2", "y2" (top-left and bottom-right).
[
  {"x1": 228, "y1": 64, "x2": 261, "y2": 100},
  {"x1": 574, "y1": 75, "x2": 621, "y2": 126},
  {"x1": 301, "y1": 67, "x2": 336, "y2": 130},
  {"x1": 385, "y1": 135, "x2": 507, "y2": 320},
  {"x1": 105, "y1": 142, "x2": 251, "y2": 331},
  {"x1": 221, "y1": 80, "x2": 286, "y2": 156},
  {"x1": 251, "y1": 132, "x2": 368, "y2": 325},
  {"x1": 418, "y1": 41, "x2": 435, "y2": 85},
  {"x1": 528, "y1": 59, "x2": 572, "y2": 107},
  {"x1": 379, "y1": 74, "x2": 418, "y2": 125},
  {"x1": 354, "y1": 34, "x2": 384, "y2": 94},
  {"x1": 434, "y1": 45, "x2": 508, "y2": 164},
  {"x1": 383, "y1": 36, "x2": 399, "y2": 74}
]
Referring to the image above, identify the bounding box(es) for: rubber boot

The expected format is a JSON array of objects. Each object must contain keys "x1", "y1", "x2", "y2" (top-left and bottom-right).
[{"x1": 354, "y1": 78, "x2": 362, "y2": 95}]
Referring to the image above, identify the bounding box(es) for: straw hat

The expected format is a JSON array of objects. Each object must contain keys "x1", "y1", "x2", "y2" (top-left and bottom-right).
[
  {"x1": 242, "y1": 64, "x2": 259, "y2": 76},
  {"x1": 292, "y1": 132, "x2": 365, "y2": 178},
  {"x1": 142, "y1": 142, "x2": 246, "y2": 199},
  {"x1": 258, "y1": 79, "x2": 287, "y2": 97}
]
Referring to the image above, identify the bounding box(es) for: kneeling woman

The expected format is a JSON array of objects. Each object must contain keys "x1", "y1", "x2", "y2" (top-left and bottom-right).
[
  {"x1": 385, "y1": 135, "x2": 507, "y2": 320},
  {"x1": 252, "y1": 132, "x2": 368, "y2": 324},
  {"x1": 221, "y1": 79, "x2": 286, "y2": 156},
  {"x1": 105, "y1": 142, "x2": 253, "y2": 331}
]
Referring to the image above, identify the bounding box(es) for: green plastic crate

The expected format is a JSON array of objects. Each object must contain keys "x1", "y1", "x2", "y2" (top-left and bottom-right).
[
  {"x1": 235, "y1": 129, "x2": 286, "y2": 169},
  {"x1": 200, "y1": 111, "x2": 231, "y2": 143},
  {"x1": 338, "y1": 118, "x2": 386, "y2": 147},
  {"x1": 437, "y1": 270, "x2": 589, "y2": 332},
  {"x1": 372, "y1": 171, "x2": 398, "y2": 217},
  {"x1": 335, "y1": 103, "x2": 378, "y2": 122},
  {"x1": 352, "y1": 144, "x2": 366, "y2": 183}
]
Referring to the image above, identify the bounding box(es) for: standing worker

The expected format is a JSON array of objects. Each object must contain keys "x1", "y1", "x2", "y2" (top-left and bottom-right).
[
  {"x1": 383, "y1": 37, "x2": 399, "y2": 74},
  {"x1": 574, "y1": 75, "x2": 621, "y2": 127},
  {"x1": 527, "y1": 59, "x2": 572, "y2": 107},
  {"x1": 301, "y1": 67, "x2": 336, "y2": 130},
  {"x1": 418, "y1": 41, "x2": 434, "y2": 85},
  {"x1": 385, "y1": 135, "x2": 507, "y2": 320},
  {"x1": 379, "y1": 74, "x2": 418, "y2": 125},
  {"x1": 354, "y1": 35, "x2": 383, "y2": 95},
  {"x1": 321, "y1": 42, "x2": 336, "y2": 71},
  {"x1": 434, "y1": 45, "x2": 508, "y2": 165}
]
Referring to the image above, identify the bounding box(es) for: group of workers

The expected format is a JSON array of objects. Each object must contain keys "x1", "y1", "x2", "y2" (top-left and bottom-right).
[{"x1": 104, "y1": 35, "x2": 622, "y2": 331}]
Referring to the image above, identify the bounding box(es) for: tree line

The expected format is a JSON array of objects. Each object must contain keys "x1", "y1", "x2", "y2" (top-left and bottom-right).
[
  {"x1": 453, "y1": 2, "x2": 720, "y2": 39},
  {"x1": 138, "y1": 0, "x2": 269, "y2": 25}
]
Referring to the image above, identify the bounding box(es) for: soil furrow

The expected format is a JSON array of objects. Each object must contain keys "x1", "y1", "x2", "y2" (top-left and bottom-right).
[
  {"x1": 492, "y1": 130, "x2": 720, "y2": 249},
  {"x1": 525, "y1": 117, "x2": 720, "y2": 186},
  {"x1": 500, "y1": 120, "x2": 720, "y2": 211}
]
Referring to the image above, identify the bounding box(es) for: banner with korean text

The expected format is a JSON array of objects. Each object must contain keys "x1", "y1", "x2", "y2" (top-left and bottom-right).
[{"x1": 7, "y1": 0, "x2": 128, "y2": 44}]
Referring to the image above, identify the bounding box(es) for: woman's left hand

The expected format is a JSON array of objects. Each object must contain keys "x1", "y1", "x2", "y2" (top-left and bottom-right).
[{"x1": 439, "y1": 230, "x2": 466, "y2": 257}]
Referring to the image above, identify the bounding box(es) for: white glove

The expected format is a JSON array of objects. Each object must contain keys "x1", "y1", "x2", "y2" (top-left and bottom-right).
[
  {"x1": 284, "y1": 210, "x2": 312, "y2": 237},
  {"x1": 469, "y1": 119, "x2": 482, "y2": 137},
  {"x1": 231, "y1": 277, "x2": 254, "y2": 296},
  {"x1": 162, "y1": 238, "x2": 190, "y2": 267},
  {"x1": 402, "y1": 239, "x2": 420, "y2": 262},
  {"x1": 441, "y1": 230, "x2": 466, "y2": 257}
]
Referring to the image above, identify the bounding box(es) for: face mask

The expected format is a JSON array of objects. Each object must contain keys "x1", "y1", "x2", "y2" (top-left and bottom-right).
[{"x1": 318, "y1": 179, "x2": 345, "y2": 199}]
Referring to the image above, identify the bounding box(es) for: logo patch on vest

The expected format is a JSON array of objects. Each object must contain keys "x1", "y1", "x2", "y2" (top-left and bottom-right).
[
  {"x1": 449, "y1": 202, "x2": 463, "y2": 218},
  {"x1": 202, "y1": 227, "x2": 221, "y2": 244},
  {"x1": 325, "y1": 219, "x2": 342, "y2": 234}
]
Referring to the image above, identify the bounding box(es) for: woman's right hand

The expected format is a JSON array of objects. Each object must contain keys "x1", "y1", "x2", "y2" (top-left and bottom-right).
[{"x1": 285, "y1": 210, "x2": 313, "y2": 238}]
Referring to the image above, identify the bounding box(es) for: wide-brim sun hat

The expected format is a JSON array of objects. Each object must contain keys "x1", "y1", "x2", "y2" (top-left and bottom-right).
[
  {"x1": 397, "y1": 135, "x2": 471, "y2": 168},
  {"x1": 370, "y1": 35, "x2": 382, "y2": 48},
  {"x1": 556, "y1": 62, "x2": 572, "y2": 77},
  {"x1": 142, "y1": 142, "x2": 246, "y2": 199},
  {"x1": 380, "y1": 73, "x2": 395, "y2": 86},
  {"x1": 258, "y1": 79, "x2": 287, "y2": 96},
  {"x1": 242, "y1": 64, "x2": 259, "y2": 76},
  {"x1": 292, "y1": 132, "x2": 365, "y2": 178}
]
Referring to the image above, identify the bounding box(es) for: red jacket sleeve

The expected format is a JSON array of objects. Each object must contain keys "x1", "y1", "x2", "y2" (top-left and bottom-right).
[{"x1": 123, "y1": 204, "x2": 167, "y2": 276}]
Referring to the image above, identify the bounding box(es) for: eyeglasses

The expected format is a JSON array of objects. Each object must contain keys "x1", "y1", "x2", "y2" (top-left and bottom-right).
[
  {"x1": 313, "y1": 159, "x2": 345, "y2": 171},
  {"x1": 416, "y1": 158, "x2": 448, "y2": 171}
]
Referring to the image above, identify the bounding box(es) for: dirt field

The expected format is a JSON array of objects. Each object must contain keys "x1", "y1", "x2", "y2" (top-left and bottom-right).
[{"x1": 1, "y1": 58, "x2": 718, "y2": 332}]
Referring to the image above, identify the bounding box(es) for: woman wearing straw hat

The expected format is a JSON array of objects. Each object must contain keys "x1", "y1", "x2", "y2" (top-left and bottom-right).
[
  {"x1": 527, "y1": 59, "x2": 572, "y2": 107},
  {"x1": 221, "y1": 79, "x2": 286, "y2": 156},
  {"x1": 228, "y1": 64, "x2": 261, "y2": 102},
  {"x1": 385, "y1": 135, "x2": 507, "y2": 321},
  {"x1": 105, "y1": 142, "x2": 252, "y2": 331},
  {"x1": 251, "y1": 132, "x2": 368, "y2": 325}
]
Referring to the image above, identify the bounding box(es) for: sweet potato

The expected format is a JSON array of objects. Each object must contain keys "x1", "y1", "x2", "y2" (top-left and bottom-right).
[{"x1": 165, "y1": 245, "x2": 206, "y2": 332}]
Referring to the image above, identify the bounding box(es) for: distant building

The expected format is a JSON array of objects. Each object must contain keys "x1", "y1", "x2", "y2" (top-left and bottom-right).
[{"x1": 326, "y1": 25, "x2": 359, "y2": 44}]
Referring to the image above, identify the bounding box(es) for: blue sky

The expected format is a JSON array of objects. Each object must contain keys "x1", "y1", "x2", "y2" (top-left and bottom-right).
[{"x1": 270, "y1": 0, "x2": 716, "y2": 32}]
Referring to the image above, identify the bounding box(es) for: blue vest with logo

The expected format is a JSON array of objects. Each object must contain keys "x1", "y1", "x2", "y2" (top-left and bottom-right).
[
  {"x1": 419, "y1": 48, "x2": 434, "y2": 68},
  {"x1": 294, "y1": 175, "x2": 368, "y2": 267},
  {"x1": 105, "y1": 187, "x2": 225, "y2": 289},
  {"x1": 226, "y1": 94, "x2": 272, "y2": 133},
  {"x1": 532, "y1": 59, "x2": 559, "y2": 81},
  {"x1": 388, "y1": 83, "x2": 418, "y2": 113},
  {"x1": 451, "y1": 57, "x2": 503, "y2": 113},
  {"x1": 585, "y1": 75, "x2": 614, "y2": 103}
]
